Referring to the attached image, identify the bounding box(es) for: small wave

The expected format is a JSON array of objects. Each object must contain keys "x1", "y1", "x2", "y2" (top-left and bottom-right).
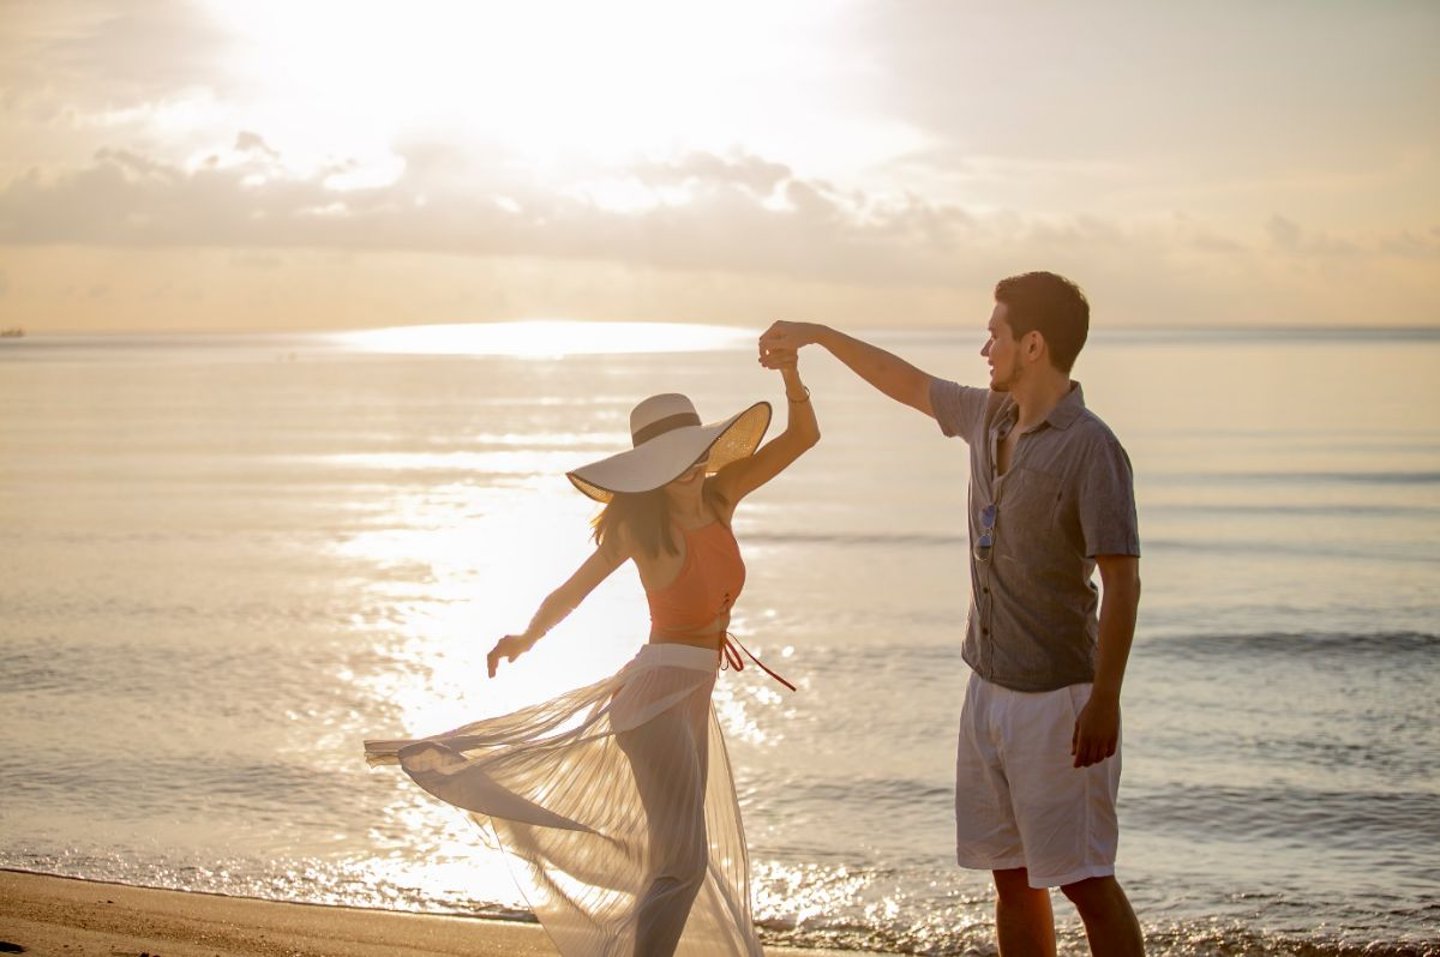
[
  {"x1": 1126, "y1": 783, "x2": 1440, "y2": 850},
  {"x1": 793, "y1": 776, "x2": 952, "y2": 809},
  {"x1": 2, "y1": 861, "x2": 1435, "y2": 957},
  {"x1": 1141, "y1": 537, "x2": 1436, "y2": 563},
  {"x1": 1148, "y1": 630, "x2": 1439, "y2": 659},
  {"x1": 741, "y1": 530, "x2": 963, "y2": 548},
  {"x1": 0, "y1": 751, "x2": 369, "y2": 823},
  {"x1": 1137, "y1": 924, "x2": 1440, "y2": 957},
  {"x1": 761, "y1": 903, "x2": 1440, "y2": 956},
  {"x1": 1186, "y1": 470, "x2": 1440, "y2": 486},
  {"x1": 1158, "y1": 502, "x2": 1437, "y2": 518}
]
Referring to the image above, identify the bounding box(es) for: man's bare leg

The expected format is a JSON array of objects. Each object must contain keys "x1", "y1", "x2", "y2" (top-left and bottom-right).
[
  {"x1": 1060, "y1": 876, "x2": 1144, "y2": 957},
  {"x1": 993, "y1": 867, "x2": 1056, "y2": 957}
]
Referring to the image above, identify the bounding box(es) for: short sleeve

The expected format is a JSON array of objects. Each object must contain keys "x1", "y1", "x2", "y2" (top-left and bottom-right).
[
  {"x1": 1078, "y1": 435, "x2": 1140, "y2": 558},
  {"x1": 930, "y1": 378, "x2": 989, "y2": 443}
]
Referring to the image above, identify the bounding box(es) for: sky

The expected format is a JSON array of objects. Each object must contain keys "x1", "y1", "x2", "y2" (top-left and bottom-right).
[{"x1": 1, "y1": 0, "x2": 1437, "y2": 333}]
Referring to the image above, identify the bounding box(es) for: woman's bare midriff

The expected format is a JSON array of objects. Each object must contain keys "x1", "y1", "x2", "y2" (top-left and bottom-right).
[
  {"x1": 648, "y1": 613, "x2": 729, "y2": 650},
  {"x1": 648, "y1": 630, "x2": 725, "y2": 650}
]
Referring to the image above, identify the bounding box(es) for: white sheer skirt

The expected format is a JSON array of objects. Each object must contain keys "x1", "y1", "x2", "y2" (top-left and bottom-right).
[{"x1": 364, "y1": 642, "x2": 763, "y2": 957}]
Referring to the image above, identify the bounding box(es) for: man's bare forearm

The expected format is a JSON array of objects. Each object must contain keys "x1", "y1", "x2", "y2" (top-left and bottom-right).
[
  {"x1": 1093, "y1": 562, "x2": 1141, "y2": 701},
  {"x1": 763, "y1": 321, "x2": 935, "y2": 414}
]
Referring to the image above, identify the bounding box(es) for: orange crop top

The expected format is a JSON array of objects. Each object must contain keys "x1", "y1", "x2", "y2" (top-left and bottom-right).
[{"x1": 646, "y1": 521, "x2": 746, "y2": 637}]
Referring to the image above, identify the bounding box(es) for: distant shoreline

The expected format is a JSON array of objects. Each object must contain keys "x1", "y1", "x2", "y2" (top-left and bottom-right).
[{"x1": 3, "y1": 319, "x2": 1438, "y2": 342}]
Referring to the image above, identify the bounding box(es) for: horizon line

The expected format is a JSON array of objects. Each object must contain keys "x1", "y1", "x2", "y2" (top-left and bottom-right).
[{"x1": 5, "y1": 316, "x2": 1440, "y2": 340}]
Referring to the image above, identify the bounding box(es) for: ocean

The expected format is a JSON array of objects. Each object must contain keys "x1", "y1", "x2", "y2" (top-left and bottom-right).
[{"x1": 1, "y1": 322, "x2": 1437, "y2": 956}]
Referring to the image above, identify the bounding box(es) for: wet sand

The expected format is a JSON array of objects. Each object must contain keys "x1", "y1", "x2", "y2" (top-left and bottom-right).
[{"x1": 0, "y1": 869, "x2": 879, "y2": 956}]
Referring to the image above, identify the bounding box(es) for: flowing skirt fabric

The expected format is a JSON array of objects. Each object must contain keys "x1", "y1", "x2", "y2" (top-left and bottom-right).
[{"x1": 364, "y1": 642, "x2": 763, "y2": 957}]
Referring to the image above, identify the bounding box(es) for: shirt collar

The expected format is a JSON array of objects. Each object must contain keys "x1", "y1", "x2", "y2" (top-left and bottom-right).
[
  {"x1": 994, "y1": 381, "x2": 1087, "y2": 434},
  {"x1": 1045, "y1": 381, "x2": 1086, "y2": 431}
]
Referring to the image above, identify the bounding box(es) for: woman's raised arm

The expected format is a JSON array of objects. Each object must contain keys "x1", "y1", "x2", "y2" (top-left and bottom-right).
[
  {"x1": 487, "y1": 534, "x2": 628, "y2": 677},
  {"x1": 712, "y1": 350, "x2": 819, "y2": 505}
]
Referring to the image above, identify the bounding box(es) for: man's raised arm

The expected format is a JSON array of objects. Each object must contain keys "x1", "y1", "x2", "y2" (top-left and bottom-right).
[{"x1": 759, "y1": 321, "x2": 937, "y2": 417}]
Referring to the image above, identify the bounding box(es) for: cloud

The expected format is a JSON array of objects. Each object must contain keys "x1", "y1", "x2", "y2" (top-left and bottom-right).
[
  {"x1": 854, "y1": 2, "x2": 1440, "y2": 163},
  {"x1": 0, "y1": 137, "x2": 988, "y2": 286},
  {"x1": 234, "y1": 131, "x2": 279, "y2": 158},
  {"x1": 3, "y1": 132, "x2": 1437, "y2": 330},
  {"x1": 632, "y1": 152, "x2": 793, "y2": 194},
  {"x1": 1266, "y1": 215, "x2": 1304, "y2": 252},
  {"x1": 4, "y1": 135, "x2": 1437, "y2": 306},
  {"x1": 1380, "y1": 228, "x2": 1440, "y2": 261},
  {"x1": 1267, "y1": 213, "x2": 1440, "y2": 262},
  {"x1": 1, "y1": 0, "x2": 237, "y2": 114}
]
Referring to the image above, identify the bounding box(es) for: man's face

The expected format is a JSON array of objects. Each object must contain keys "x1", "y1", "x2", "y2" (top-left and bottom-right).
[{"x1": 980, "y1": 304, "x2": 1023, "y2": 392}]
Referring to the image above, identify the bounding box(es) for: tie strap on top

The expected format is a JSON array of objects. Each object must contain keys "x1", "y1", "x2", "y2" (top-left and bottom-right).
[{"x1": 719, "y1": 632, "x2": 797, "y2": 692}]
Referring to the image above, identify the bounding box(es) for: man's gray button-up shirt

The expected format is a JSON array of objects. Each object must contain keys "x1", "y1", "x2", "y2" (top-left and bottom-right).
[{"x1": 930, "y1": 379, "x2": 1140, "y2": 693}]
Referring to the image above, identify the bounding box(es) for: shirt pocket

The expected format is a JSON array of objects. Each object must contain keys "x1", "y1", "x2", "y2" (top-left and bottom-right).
[{"x1": 999, "y1": 465, "x2": 1063, "y2": 534}]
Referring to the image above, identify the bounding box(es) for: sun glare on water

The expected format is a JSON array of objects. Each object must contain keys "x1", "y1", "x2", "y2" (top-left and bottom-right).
[{"x1": 336, "y1": 320, "x2": 750, "y2": 357}]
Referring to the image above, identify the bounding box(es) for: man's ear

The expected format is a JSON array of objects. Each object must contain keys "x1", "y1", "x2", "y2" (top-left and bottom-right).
[{"x1": 1025, "y1": 329, "x2": 1046, "y2": 362}]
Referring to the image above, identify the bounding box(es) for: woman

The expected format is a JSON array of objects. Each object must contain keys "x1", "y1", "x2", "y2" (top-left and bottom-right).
[{"x1": 365, "y1": 349, "x2": 817, "y2": 956}]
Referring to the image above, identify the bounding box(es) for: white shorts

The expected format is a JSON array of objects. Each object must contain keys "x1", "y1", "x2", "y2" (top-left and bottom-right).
[{"x1": 954, "y1": 672, "x2": 1121, "y2": 888}]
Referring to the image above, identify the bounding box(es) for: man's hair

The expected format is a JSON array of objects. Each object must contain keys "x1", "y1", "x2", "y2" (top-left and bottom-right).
[{"x1": 994, "y1": 271, "x2": 1089, "y2": 374}]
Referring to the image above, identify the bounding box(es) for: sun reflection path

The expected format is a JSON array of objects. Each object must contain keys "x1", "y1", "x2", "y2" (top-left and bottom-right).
[
  {"x1": 347, "y1": 475, "x2": 645, "y2": 917},
  {"x1": 334, "y1": 320, "x2": 751, "y2": 358},
  {"x1": 751, "y1": 858, "x2": 994, "y2": 953},
  {"x1": 353, "y1": 791, "x2": 527, "y2": 914},
  {"x1": 329, "y1": 381, "x2": 852, "y2": 929},
  {"x1": 349, "y1": 496, "x2": 643, "y2": 724}
]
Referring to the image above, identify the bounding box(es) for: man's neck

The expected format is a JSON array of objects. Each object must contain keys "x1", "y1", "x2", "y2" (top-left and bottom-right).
[{"x1": 1011, "y1": 370, "x2": 1072, "y2": 432}]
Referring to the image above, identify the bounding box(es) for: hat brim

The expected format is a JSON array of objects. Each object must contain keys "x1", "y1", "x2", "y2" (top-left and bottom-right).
[{"x1": 566, "y1": 401, "x2": 772, "y2": 503}]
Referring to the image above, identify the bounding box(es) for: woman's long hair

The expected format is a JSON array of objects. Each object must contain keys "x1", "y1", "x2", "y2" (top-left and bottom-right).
[{"x1": 591, "y1": 480, "x2": 729, "y2": 558}]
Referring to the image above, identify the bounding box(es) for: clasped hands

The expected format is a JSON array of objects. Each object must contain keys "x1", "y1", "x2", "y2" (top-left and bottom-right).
[{"x1": 757, "y1": 319, "x2": 816, "y2": 371}]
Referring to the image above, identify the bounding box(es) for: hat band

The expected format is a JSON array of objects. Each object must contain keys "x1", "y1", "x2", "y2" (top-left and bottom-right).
[{"x1": 632, "y1": 411, "x2": 701, "y2": 447}]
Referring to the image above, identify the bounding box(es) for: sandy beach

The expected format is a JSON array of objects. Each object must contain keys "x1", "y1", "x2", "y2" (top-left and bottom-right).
[{"x1": 0, "y1": 869, "x2": 880, "y2": 957}]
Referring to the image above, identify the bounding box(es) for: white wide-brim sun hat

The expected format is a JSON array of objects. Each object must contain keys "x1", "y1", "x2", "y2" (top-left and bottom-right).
[{"x1": 567, "y1": 393, "x2": 772, "y2": 503}]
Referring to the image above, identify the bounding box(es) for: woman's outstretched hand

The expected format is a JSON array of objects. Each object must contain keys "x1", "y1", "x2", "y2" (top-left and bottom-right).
[
  {"x1": 487, "y1": 634, "x2": 536, "y2": 678},
  {"x1": 759, "y1": 344, "x2": 798, "y2": 371}
]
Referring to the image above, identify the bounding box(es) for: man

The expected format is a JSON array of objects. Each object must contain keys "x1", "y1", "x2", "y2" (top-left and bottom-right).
[{"x1": 759, "y1": 272, "x2": 1144, "y2": 957}]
